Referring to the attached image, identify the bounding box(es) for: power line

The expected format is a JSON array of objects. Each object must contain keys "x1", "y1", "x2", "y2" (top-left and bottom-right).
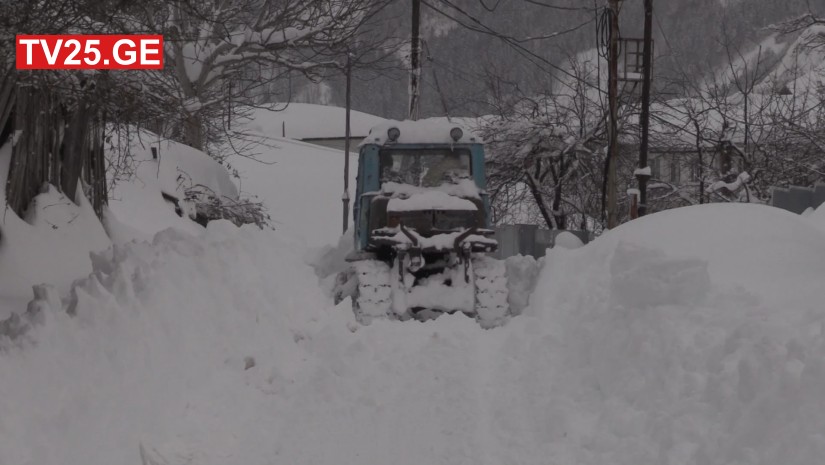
[
  {"x1": 423, "y1": 0, "x2": 604, "y2": 96},
  {"x1": 476, "y1": 0, "x2": 502, "y2": 12},
  {"x1": 522, "y1": 0, "x2": 598, "y2": 12}
]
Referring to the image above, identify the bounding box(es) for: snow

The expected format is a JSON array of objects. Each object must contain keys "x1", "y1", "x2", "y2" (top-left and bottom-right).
[
  {"x1": 4, "y1": 202, "x2": 825, "y2": 465},
  {"x1": 0, "y1": 142, "x2": 111, "y2": 319},
  {"x1": 239, "y1": 103, "x2": 386, "y2": 141},
  {"x1": 105, "y1": 128, "x2": 217, "y2": 244},
  {"x1": 0, "y1": 223, "x2": 330, "y2": 465},
  {"x1": 523, "y1": 203, "x2": 825, "y2": 465},
  {"x1": 5, "y1": 95, "x2": 825, "y2": 465},
  {"x1": 225, "y1": 134, "x2": 357, "y2": 248},
  {"x1": 1, "y1": 125, "x2": 240, "y2": 316},
  {"x1": 620, "y1": 71, "x2": 642, "y2": 81},
  {"x1": 405, "y1": 273, "x2": 475, "y2": 312},
  {"x1": 807, "y1": 201, "x2": 825, "y2": 233},
  {"x1": 387, "y1": 190, "x2": 478, "y2": 212},
  {"x1": 707, "y1": 171, "x2": 752, "y2": 194},
  {"x1": 361, "y1": 118, "x2": 481, "y2": 146},
  {"x1": 634, "y1": 166, "x2": 651, "y2": 177},
  {"x1": 756, "y1": 24, "x2": 825, "y2": 97},
  {"x1": 553, "y1": 230, "x2": 584, "y2": 249}
]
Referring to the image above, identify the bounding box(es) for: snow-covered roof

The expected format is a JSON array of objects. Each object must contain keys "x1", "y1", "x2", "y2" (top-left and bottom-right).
[
  {"x1": 239, "y1": 103, "x2": 387, "y2": 140},
  {"x1": 360, "y1": 118, "x2": 482, "y2": 146},
  {"x1": 755, "y1": 24, "x2": 825, "y2": 96}
]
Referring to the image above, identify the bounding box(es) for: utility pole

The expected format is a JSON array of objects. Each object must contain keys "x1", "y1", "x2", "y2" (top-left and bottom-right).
[
  {"x1": 637, "y1": 0, "x2": 653, "y2": 217},
  {"x1": 342, "y1": 52, "x2": 352, "y2": 233},
  {"x1": 606, "y1": 0, "x2": 620, "y2": 229},
  {"x1": 409, "y1": 0, "x2": 421, "y2": 120}
]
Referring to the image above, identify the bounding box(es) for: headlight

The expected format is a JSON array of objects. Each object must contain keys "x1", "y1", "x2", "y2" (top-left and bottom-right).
[
  {"x1": 450, "y1": 127, "x2": 463, "y2": 141},
  {"x1": 387, "y1": 127, "x2": 401, "y2": 142}
]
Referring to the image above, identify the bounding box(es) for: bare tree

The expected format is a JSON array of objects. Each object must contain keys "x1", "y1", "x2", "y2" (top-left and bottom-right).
[
  {"x1": 128, "y1": 0, "x2": 391, "y2": 152},
  {"x1": 480, "y1": 51, "x2": 615, "y2": 232}
]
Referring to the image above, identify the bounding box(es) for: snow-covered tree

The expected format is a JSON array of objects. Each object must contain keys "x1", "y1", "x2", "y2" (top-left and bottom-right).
[
  {"x1": 137, "y1": 0, "x2": 388, "y2": 152},
  {"x1": 648, "y1": 20, "x2": 825, "y2": 208},
  {"x1": 480, "y1": 52, "x2": 613, "y2": 232}
]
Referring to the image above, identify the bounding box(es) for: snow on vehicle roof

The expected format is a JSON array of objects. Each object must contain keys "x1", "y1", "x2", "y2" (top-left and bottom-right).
[
  {"x1": 360, "y1": 118, "x2": 482, "y2": 147},
  {"x1": 387, "y1": 191, "x2": 478, "y2": 212}
]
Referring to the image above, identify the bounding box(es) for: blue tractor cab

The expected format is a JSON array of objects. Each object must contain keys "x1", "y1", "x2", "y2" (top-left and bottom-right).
[
  {"x1": 338, "y1": 119, "x2": 508, "y2": 326},
  {"x1": 352, "y1": 121, "x2": 495, "y2": 254}
]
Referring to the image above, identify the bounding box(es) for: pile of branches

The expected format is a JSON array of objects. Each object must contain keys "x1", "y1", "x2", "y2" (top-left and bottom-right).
[{"x1": 183, "y1": 184, "x2": 270, "y2": 229}]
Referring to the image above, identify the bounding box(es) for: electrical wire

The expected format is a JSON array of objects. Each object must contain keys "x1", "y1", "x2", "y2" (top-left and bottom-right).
[
  {"x1": 522, "y1": 0, "x2": 597, "y2": 12},
  {"x1": 423, "y1": 0, "x2": 604, "y2": 95},
  {"x1": 477, "y1": 0, "x2": 502, "y2": 12}
]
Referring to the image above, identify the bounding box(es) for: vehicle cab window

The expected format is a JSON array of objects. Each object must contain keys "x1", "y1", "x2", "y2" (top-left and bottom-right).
[{"x1": 379, "y1": 149, "x2": 471, "y2": 187}]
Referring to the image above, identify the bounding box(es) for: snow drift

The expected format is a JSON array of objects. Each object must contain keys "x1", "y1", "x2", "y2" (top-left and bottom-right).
[
  {"x1": 527, "y1": 203, "x2": 825, "y2": 465},
  {"x1": 0, "y1": 222, "x2": 331, "y2": 465},
  {"x1": 0, "y1": 142, "x2": 111, "y2": 318},
  {"x1": 106, "y1": 127, "x2": 239, "y2": 244}
]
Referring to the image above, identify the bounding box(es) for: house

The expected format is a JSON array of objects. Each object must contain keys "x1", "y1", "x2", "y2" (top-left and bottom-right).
[{"x1": 241, "y1": 103, "x2": 386, "y2": 153}]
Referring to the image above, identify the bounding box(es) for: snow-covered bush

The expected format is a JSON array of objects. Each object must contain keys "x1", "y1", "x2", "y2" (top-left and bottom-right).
[{"x1": 182, "y1": 184, "x2": 270, "y2": 229}]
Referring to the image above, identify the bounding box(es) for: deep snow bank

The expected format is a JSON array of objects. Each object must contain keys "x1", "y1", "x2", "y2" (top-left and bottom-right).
[
  {"x1": 526, "y1": 203, "x2": 825, "y2": 465},
  {"x1": 808, "y1": 201, "x2": 825, "y2": 233},
  {"x1": 106, "y1": 127, "x2": 238, "y2": 244},
  {"x1": 0, "y1": 222, "x2": 331, "y2": 465},
  {"x1": 0, "y1": 143, "x2": 111, "y2": 317}
]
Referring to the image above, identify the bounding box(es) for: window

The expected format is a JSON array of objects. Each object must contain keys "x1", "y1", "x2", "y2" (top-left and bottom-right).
[
  {"x1": 379, "y1": 149, "x2": 471, "y2": 187},
  {"x1": 650, "y1": 157, "x2": 661, "y2": 179},
  {"x1": 670, "y1": 157, "x2": 681, "y2": 183}
]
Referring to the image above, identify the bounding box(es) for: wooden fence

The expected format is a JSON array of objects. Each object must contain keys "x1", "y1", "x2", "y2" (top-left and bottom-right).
[{"x1": 1, "y1": 71, "x2": 107, "y2": 218}]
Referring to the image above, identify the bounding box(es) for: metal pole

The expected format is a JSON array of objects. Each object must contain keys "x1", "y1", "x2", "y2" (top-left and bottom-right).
[
  {"x1": 637, "y1": 0, "x2": 653, "y2": 216},
  {"x1": 607, "y1": 0, "x2": 619, "y2": 229},
  {"x1": 409, "y1": 0, "x2": 421, "y2": 120},
  {"x1": 342, "y1": 52, "x2": 352, "y2": 234}
]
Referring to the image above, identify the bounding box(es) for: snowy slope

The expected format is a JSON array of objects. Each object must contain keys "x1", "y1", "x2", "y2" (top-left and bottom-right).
[
  {"x1": 240, "y1": 103, "x2": 386, "y2": 140},
  {"x1": 227, "y1": 135, "x2": 357, "y2": 248},
  {"x1": 756, "y1": 24, "x2": 825, "y2": 96}
]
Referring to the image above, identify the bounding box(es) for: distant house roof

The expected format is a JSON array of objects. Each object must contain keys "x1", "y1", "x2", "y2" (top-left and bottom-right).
[{"x1": 240, "y1": 103, "x2": 387, "y2": 140}]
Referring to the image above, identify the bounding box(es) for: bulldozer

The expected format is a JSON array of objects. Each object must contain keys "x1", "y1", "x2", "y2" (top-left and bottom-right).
[{"x1": 335, "y1": 120, "x2": 509, "y2": 327}]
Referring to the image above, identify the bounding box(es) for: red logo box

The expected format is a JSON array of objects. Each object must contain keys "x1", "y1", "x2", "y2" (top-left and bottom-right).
[{"x1": 16, "y1": 35, "x2": 164, "y2": 70}]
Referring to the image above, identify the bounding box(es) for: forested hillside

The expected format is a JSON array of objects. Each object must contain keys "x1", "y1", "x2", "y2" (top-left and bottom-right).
[{"x1": 285, "y1": 0, "x2": 825, "y2": 119}]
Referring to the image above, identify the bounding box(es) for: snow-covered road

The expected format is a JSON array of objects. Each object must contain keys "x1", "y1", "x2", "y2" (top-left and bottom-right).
[{"x1": 3, "y1": 111, "x2": 825, "y2": 465}]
